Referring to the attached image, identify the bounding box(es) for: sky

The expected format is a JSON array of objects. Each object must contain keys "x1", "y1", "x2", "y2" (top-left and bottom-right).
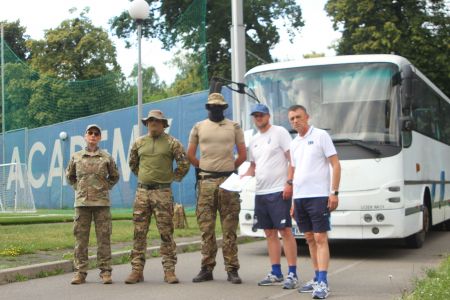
[{"x1": 0, "y1": 0, "x2": 341, "y2": 84}]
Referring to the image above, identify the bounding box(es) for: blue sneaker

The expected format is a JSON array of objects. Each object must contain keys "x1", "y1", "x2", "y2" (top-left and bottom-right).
[
  {"x1": 258, "y1": 272, "x2": 284, "y2": 286},
  {"x1": 312, "y1": 281, "x2": 330, "y2": 299},
  {"x1": 282, "y1": 272, "x2": 298, "y2": 289},
  {"x1": 298, "y1": 279, "x2": 317, "y2": 293}
]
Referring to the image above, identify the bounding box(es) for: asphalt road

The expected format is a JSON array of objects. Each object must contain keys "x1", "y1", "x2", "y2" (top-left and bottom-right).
[{"x1": 1, "y1": 231, "x2": 449, "y2": 300}]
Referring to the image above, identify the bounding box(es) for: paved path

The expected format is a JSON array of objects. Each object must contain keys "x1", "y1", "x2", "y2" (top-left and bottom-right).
[{"x1": 1, "y1": 231, "x2": 449, "y2": 300}]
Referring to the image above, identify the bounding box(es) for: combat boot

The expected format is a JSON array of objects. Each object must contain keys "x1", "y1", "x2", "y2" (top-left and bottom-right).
[
  {"x1": 164, "y1": 270, "x2": 179, "y2": 284},
  {"x1": 192, "y1": 267, "x2": 213, "y2": 282},
  {"x1": 227, "y1": 269, "x2": 242, "y2": 284},
  {"x1": 124, "y1": 270, "x2": 144, "y2": 284},
  {"x1": 100, "y1": 272, "x2": 112, "y2": 284},
  {"x1": 71, "y1": 272, "x2": 87, "y2": 284}
]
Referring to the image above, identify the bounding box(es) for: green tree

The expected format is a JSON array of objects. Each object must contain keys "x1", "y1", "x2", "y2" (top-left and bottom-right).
[
  {"x1": 18, "y1": 8, "x2": 129, "y2": 128},
  {"x1": 28, "y1": 8, "x2": 120, "y2": 80},
  {"x1": 325, "y1": 0, "x2": 450, "y2": 96},
  {"x1": 128, "y1": 64, "x2": 169, "y2": 103},
  {"x1": 0, "y1": 20, "x2": 29, "y2": 61},
  {"x1": 167, "y1": 52, "x2": 204, "y2": 96},
  {"x1": 110, "y1": 0, "x2": 304, "y2": 82}
]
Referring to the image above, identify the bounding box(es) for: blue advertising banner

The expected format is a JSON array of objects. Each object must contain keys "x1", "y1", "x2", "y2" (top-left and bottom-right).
[{"x1": 0, "y1": 89, "x2": 233, "y2": 208}]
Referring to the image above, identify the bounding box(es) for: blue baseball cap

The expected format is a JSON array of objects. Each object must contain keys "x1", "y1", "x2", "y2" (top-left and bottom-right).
[{"x1": 250, "y1": 103, "x2": 270, "y2": 115}]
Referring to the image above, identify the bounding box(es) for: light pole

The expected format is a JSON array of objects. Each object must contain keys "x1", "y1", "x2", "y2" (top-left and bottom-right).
[
  {"x1": 129, "y1": 0, "x2": 150, "y2": 137},
  {"x1": 231, "y1": 0, "x2": 246, "y2": 124},
  {"x1": 59, "y1": 131, "x2": 68, "y2": 209}
]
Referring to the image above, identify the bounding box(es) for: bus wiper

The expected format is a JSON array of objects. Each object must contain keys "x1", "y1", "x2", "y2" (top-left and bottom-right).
[{"x1": 333, "y1": 139, "x2": 382, "y2": 155}]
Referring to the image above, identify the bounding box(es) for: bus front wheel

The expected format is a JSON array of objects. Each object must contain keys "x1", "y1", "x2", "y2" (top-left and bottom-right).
[{"x1": 405, "y1": 204, "x2": 430, "y2": 249}]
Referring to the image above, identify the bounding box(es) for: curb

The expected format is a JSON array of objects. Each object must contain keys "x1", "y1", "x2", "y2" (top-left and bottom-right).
[{"x1": 0, "y1": 236, "x2": 250, "y2": 285}]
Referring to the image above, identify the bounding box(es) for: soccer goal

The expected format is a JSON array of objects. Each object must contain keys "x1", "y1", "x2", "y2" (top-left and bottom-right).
[{"x1": 0, "y1": 163, "x2": 36, "y2": 213}]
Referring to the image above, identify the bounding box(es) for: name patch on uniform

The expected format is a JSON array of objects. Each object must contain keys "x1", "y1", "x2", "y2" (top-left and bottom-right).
[{"x1": 308, "y1": 140, "x2": 314, "y2": 145}]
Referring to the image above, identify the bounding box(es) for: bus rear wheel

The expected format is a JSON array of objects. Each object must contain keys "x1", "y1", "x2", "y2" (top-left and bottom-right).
[{"x1": 405, "y1": 204, "x2": 430, "y2": 249}]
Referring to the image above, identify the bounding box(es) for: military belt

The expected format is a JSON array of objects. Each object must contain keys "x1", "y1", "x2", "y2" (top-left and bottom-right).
[
  {"x1": 199, "y1": 171, "x2": 234, "y2": 180},
  {"x1": 138, "y1": 183, "x2": 171, "y2": 190}
]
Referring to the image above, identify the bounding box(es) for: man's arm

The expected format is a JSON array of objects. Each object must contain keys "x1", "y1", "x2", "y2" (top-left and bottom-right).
[
  {"x1": 187, "y1": 143, "x2": 199, "y2": 168},
  {"x1": 283, "y1": 150, "x2": 293, "y2": 200},
  {"x1": 172, "y1": 140, "x2": 190, "y2": 182},
  {"x1": 234, "y1": 143, "x2": 247, "y2": 169},
  {"x1": 241, "y1": 161, "x2": 255, "y2": 177},
  {"x1": 128, "y1": 142, "x2": 139, "y2": 176},
  {"x1": 65, "y1": 156, "x2": 77, "y2": 187},
  {"x1": 328, "y1": 154, "x2": 341, "y2": 211},
  {"x1": 107, "y1": 156, "x2": 120, "y2": 188}
]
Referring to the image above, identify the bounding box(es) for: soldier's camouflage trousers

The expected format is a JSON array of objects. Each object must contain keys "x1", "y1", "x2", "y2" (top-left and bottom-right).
[
  {"x1": 196, "y1": 177, "x2": 241, "y2": 272},
  {"x1": 73, "y1": 206, "x2": 112, "y2": 274},
  {"x1": 130, "y1": 187, "x2": 177, "y2": 272}
]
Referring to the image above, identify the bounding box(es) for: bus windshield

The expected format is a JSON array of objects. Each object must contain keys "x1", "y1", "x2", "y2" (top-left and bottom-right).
[{"x1": 245, "y1": 62, "x2": 401, "y2": 146}]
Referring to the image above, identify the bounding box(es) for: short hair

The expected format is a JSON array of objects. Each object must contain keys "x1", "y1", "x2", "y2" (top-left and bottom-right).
[{"x1": 288, "y1": 104, "x2": 308, "y2": 114}]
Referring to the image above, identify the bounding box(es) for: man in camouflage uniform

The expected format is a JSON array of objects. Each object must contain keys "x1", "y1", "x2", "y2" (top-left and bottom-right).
[
  {"x1": 187, "y1": 93, "x2": 247, "y2": 284},
  {"x1": 125, "y1": 110, "x2": 190, "y2": 284},
  {"x1": 66, "y1": 124, "x2": 120, "y2": 285}
]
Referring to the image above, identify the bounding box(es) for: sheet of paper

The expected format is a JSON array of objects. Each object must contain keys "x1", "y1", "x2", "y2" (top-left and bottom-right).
[{"x1": 219, "y1": 173, "x2": 252, "y2": 192}]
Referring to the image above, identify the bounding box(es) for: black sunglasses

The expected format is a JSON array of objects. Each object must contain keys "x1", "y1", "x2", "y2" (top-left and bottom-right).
[{"x1": 87, "y1": 131, "x2": 100, "y2": 137}]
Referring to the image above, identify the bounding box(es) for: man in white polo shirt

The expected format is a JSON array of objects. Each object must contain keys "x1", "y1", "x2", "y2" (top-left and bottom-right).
[
  {"x1": 241, "y1": 103, "x2": 298, "y2": 289},
  {"x1": 288, "y1": 105, "x2": 341, "y2": 300}
]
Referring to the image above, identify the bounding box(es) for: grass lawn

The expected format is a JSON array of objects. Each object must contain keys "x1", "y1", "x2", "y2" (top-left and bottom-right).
[
  {"x1": 0, "y1": 208, "x2": 210, "y2": 257},
  {"x1": 0, "y1": 208, "x2": 136, "y2": 225},
  {"x1": 402, "y1": 255, "x2": 450, "y2": 300}
]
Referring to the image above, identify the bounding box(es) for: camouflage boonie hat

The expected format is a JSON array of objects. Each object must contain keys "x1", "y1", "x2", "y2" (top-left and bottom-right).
[
  {"x1": 141, "y1": 110, "x2": 169, "y2": 128},
  {"x1": 206, "y1": 93, "x2": 228, "y2": 107},
  {"x1": 85, "y1": 124, "x2": 102, "y2": 133}
]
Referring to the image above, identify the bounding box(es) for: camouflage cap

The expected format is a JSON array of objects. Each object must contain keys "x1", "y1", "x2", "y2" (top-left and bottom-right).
[
  {"x1": 206, "y1": 93, "x2": 228, "y2": 106},
  {"x1": 141, "y1": 109, "x2": 169, "y2": 128},
  {"x1": 85, "y1": 124, "x2": 102, "y2": 133}
]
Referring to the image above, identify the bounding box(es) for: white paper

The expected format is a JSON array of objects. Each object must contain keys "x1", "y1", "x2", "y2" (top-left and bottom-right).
[{"x1": 219, "y1": 173, "x2": 252, "y2": 192}]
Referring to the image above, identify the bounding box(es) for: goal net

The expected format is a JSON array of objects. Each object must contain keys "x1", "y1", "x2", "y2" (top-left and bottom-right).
[{"x1": 0, "y1": 163, "x2": 36, "y2": 213}]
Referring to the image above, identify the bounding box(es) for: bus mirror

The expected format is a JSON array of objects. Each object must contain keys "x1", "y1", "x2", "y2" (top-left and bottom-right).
[
  {"x1": 402, "y1": 67, "x2": 413, "y2": 109},
  {"x1": 401, "y1": 117, "x2": 414, "y2": 131}
]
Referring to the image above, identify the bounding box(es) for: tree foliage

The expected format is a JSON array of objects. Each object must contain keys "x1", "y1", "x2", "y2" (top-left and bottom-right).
[
  {"x1": 167, "y1": 52, "x2": 204, "y2": 96},
  {"x1": 325, "y1": 0, "x2": 450, "y2": 96},
  {"x1": 110, "y1": 0, "x2": 304, "y2": 81},
  {"x1": 28, "y1": 8, "x2": 121, "y2": 80},
  {"x1": 2, "y1": 9, "x2": 130, "y2": 130},
  {"x1": 0, "y1": 20, "x2": 29, "y2": 61}
]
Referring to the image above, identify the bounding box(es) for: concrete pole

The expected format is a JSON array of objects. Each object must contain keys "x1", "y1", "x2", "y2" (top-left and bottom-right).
[{"x1": 231, "y1": 0, "x2": 246, "y2": 124}]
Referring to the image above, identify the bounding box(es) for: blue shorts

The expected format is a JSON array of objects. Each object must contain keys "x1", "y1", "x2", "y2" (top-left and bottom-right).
[
  {"x1": 254, "y1": 191, "x2": 292, "y2": 230},
  {"x1": 294, "y1": 197, "x2": 330, "y2": 233}
]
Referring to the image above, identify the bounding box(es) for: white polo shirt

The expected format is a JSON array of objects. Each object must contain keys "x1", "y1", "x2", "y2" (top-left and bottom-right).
[
  {"x1": 248, "y1": 125, "x2": 292, "y2": 195},
  {"x1": 290, "y1": 126, "x2": 337, "y2": 198}
]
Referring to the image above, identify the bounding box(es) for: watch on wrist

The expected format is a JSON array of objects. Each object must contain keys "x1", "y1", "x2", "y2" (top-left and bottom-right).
[
  {"x1": 331, "y1": 190, "x2": 339, "y2": 196},
  {"x1": 286, "y1": 179, "x2": 293, "y2": 186}
]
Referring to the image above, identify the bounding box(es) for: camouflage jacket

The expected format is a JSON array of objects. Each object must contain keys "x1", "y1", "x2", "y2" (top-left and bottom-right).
[
  {"x1": 66, "y1": 148, "x2": 120, "y2": 207},
  {"x1": 129, "y1": 133, "x2": 190, "y2": 183}
]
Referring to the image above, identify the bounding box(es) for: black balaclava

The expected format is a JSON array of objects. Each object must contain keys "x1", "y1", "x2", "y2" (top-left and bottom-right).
[{"x1": 207, "y1": 105, "x2": 226, "y2": 122}]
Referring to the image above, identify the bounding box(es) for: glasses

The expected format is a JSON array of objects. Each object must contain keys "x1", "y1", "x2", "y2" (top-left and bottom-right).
[{"x1": 87, "y1": 131, "x2": 100, "y2": 137}]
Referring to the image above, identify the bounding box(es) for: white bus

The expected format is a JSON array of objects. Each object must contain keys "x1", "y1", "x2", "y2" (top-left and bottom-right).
[{"x1": 237, "y1": 54, "x2": 450, "y2": 248}]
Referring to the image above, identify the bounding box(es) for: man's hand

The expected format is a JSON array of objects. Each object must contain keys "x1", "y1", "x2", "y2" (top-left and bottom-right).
[
  {"x1": 328, "y1": 194, "x2": 339, "y2": 211},
  {"x1": 283, "y1": 183, "x2": 293, "y2": 200}
]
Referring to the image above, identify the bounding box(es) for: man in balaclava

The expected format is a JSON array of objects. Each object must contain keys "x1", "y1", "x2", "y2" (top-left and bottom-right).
[{"x1": 187, "y1": 93, "x2": 247, "y2": 284}]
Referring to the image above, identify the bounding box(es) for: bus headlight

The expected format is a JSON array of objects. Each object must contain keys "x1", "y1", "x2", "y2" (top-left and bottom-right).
[
  {"x1": 363, "y1": 214, "x2": 372, "y2": 223},
  {"x1": 372, "y1": 227, "x2": 380, "y2": 234},
  {"x1": 245, "y1": 213, "x2": 252, "y2": 221}
]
